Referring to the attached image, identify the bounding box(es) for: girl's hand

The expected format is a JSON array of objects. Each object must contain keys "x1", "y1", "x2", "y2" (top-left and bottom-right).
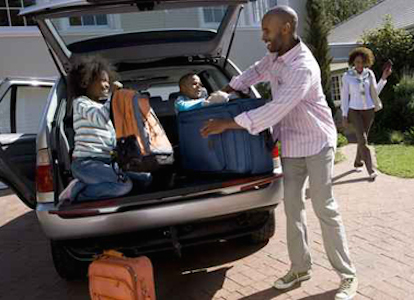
[{"x1": 112, "y1": 81, "x2": 123, "y2": 90}]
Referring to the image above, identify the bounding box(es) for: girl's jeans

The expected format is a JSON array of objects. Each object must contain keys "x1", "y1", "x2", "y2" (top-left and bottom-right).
[{"x1": 71, "y1": 157, "x2": 133, "y2": 201}]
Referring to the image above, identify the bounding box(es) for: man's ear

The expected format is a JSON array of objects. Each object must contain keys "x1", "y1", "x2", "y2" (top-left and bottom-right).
[{"x1": 282, "y1": 22, "x2": 291, "y2": 35}]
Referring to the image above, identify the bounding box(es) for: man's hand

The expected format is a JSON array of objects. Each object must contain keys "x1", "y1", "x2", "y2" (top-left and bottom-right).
[
  {"x1": 221, "y1": 84, "x2": 250, "y2": 99},
  {"x1": 342, "y1": 117, "x2": 348, "y2": 129},
  {"x1": 200, "y1": 119, "x2": 242, "y2": 137},
  {"x1": 221, "y1": 84, "x2": 236, "y2": 94}
]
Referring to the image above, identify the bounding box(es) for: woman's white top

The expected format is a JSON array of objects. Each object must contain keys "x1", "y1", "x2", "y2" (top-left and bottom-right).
[{"x1": 340, "y1": 68, "x2": 387, "y2": 117}]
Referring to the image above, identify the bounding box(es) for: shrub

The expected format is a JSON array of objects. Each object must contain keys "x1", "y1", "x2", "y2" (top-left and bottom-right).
[
  {"x1": 255, "y1": 82, "x2": 272, "y2": 99},
  {"x1": 404, "y1": 127, "x2": 414, "y2": 145},
  {"x1": 337, "y1": 133, "x2": 348, "y2": 147},
  {"x1": 389, "y1": 130, "x2": 405, "y2": 144},
  {"x1": 369, "y1": 125, "x2": 391, "y2": 144}
]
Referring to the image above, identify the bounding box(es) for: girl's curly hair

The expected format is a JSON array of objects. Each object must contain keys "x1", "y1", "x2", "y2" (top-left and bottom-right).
[
  {"x1": 67, "y1": 55, "x2": 118, "y2": 100},
  {"x1": 348, "y1": 47, "x2": 375, "y2": 67}
]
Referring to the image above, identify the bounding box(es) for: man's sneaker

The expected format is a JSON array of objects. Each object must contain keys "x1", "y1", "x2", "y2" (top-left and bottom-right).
[
  {"x1": 58, "y1": 179, "x2": 79, "y2": 203},
  {"x1": 273, "y1": 270, "x2": 311, "y2": 290},
  {"x1": 335, "y1": 277, "x2": 358, "y2": 300}
]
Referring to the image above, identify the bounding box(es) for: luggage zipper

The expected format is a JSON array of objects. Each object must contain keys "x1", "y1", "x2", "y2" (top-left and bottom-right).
[
  {"x1": 94, "y1": 260, "x2": 139, "y2": 299},
  {"x1": 238, "y1": 102, "x2": 251, "y2": 172}
]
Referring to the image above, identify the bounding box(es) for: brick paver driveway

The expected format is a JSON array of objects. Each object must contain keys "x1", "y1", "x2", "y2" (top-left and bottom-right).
[{"x1": 1, "y1": 144, "x2": 414, "y2": 300}]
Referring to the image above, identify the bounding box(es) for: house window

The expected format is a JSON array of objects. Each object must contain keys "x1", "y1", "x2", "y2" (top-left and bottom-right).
[
  {"x1": 202, "y1": 6, "x2": 227, "y2": 24},
  {"x1": 252, "y1": 0, "x2": 278, "y2": 23},
  {"x1": 331, "y1": 74, "x2": 343, "y2": 102},
  {"x1": 0, "y1": 0, "x2": 36, "y2": 26},
  {"x1": 69, "y1": 14, "x2": 108, "y2": 27}
]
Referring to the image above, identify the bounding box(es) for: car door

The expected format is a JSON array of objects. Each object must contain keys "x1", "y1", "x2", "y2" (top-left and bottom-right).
[{"x1": 0, "y1": 79, "x2": 54, "y2": 208}]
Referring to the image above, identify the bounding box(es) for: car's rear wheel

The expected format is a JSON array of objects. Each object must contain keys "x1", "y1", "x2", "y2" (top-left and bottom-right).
[
  {"x1": 50, "y1": 240, "x2": 89, "y2": 280},
  {"x1": 248, "y1": 210, "x2": 276, "y2": 244}
]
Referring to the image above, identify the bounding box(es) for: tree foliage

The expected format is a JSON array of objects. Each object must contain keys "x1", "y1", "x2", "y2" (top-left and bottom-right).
[
  {"x1": 321, "y1": 0, "x2": 381, "y2": 27},
  {"x1": 361, "y1": 16, "x2": 414, "y2": 86},
  {"x1": 305, "y1": 0, "x2": 334, "y2": 113}
]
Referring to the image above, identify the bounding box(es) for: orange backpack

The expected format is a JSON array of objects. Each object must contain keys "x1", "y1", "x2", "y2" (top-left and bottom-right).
[
  {"x1": 111, "y1": 89, "x2": 174, "y2": 172},
  {"x1": 89, "y1": 250, "x2": 156, "y2": 300}
]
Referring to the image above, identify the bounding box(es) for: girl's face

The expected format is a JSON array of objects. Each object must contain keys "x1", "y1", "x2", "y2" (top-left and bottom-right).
[
  {"x1": 86, "y1": 70, "x2": 110, "y2": 101},
  {"x1": 353, "y1": 55, "x2": 366, "y2": 73}
]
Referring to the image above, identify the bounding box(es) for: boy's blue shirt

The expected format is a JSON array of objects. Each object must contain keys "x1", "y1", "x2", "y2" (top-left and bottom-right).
[{"x1": 174, "y1": 94, "x2": 208, "y2": 112}]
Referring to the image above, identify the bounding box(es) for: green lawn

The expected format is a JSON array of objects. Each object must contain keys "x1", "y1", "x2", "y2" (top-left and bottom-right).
[
  {"x1": 335, "y1": 150, "x2": 346, "y2": 164},
  {"x1": 375, "y1": 145, "x2": 414, "y2": 178}
]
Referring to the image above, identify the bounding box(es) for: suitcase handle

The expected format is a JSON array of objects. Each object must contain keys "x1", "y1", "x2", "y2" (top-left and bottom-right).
[{"x1": 102, "y1": 250, "x2": 124, "y2": 258}]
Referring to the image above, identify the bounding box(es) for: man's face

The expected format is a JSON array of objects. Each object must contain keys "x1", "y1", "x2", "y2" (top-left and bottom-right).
[
  {"x1": 261, "y1": 15, "x2": 285, "y2": 53},
  {"x1": 182, "y1": 75, "x2": 203, "y2": 99}
]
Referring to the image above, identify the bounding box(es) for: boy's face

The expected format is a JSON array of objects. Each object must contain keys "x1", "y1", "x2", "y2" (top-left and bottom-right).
[
  {"x1": 87, "y1": 70, "x2": 110, "y2": 101},
  {"x1": 182, "y1": 75, "x2": 203, "y2": 99}
]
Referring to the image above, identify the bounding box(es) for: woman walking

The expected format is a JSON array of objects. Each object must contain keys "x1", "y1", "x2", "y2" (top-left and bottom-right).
[{"x1": 341, "y1": 47, "x2": 392, "y2": 180}]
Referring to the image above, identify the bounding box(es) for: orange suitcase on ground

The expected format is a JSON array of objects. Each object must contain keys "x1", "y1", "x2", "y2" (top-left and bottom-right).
[{"x1": 88, "y1": 250, "x2": 156, "y2": 300}]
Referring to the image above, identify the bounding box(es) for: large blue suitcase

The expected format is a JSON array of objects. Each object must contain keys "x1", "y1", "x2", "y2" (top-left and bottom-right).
[{"x1": 177, "y1": 98, "x2": 274, "y2": 175}]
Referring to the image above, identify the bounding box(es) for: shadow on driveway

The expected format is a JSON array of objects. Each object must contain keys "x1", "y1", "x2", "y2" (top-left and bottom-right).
[
  {"x1": 238, "y1": 287, "x2": 336, "y2": 300},
  {"x1": 0, "y1": 210, "x2": 266, "y2": 300}
]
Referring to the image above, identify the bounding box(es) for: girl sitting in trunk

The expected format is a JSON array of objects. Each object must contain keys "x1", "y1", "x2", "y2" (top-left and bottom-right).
[{"x1": 58, "y1": 55, "x2": 133, "y2": 204}]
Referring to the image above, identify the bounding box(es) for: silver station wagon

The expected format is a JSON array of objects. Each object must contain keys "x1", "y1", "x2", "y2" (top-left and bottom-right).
[{"x1": 1, "y1": 0, "x2": 283, "y2": 280}]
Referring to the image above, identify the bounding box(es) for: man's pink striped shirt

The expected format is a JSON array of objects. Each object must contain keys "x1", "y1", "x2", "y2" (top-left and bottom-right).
[{"x1": 231, "y1": 41, "x2": 337, "y2": 158}]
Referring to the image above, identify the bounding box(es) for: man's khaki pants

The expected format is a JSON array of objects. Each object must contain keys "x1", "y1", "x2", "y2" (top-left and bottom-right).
[{"x1": 281, "y1": 147, "x2": 356, "y2": 278}]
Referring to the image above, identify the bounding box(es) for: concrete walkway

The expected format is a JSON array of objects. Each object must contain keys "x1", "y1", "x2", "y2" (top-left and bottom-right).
[{"x1": 1, "y1": 144, "x2": 414, "y2": 299}]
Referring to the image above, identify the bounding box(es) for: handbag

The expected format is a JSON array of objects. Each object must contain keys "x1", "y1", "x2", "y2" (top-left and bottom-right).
[{"x1": 369, "y1": 72, "x2": 383, "y2": 112}]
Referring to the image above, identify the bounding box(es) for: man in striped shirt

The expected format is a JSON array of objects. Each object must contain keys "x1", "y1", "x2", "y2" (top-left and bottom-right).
[{"x1": 201, "y1": 6, "x2": 357, "y2": 300}]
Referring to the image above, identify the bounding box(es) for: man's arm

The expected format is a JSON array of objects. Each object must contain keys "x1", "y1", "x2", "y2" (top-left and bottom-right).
[
  {"x1": 201, "y1": 67, "x2": 312, "y2": 137},
  {"x1": 225, "y1": 55, "x2": 272, "y2": 94},
  {"x1": 233, "y1": 67, "x2": 312, "y2": 135}
]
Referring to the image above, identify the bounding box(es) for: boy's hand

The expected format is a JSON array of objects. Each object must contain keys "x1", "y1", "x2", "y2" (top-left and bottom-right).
[{"x1": 206, "y1": 91, "x2": 230, "y2": 104}]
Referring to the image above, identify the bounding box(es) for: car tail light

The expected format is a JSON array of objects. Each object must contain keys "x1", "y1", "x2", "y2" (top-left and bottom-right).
[
  {"x1": 272, "y1": 145, "x2": 280, "y2": 169},
  {"x1": 36, "y1": 149, "x2": 54, "y2": 193},
  {"x1": 272, "y1": 146, "x2": 279, "y2": 158}
]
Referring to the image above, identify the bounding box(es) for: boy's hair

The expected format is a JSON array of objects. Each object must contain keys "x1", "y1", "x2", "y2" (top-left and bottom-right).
[
  {"x1": 67, "y1": 55, "x2": 117, "y2": 100},
  {"x1": 348, "y1": 47, "x2": 375, "y2": 67},
  {"x1": 179, "y1": 73, "x2": 197, "y2": 90}
]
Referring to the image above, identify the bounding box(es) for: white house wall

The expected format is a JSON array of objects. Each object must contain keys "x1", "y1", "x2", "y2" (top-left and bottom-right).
[
  {"x1": 0, "y1": 34, "x2": 57, "y2": 79},
  {"x1": 0, "y1": 0, "x2": 308, "y2": 80}
]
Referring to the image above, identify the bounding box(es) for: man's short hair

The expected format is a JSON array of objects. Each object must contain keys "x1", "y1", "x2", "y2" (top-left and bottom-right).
[{"x1": 265, "y1": 5, "x2": 298, "y2": 34}]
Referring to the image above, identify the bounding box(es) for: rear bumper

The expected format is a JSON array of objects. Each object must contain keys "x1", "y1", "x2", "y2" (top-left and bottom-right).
[{"x1": 36, "y1": 177, "x2": 283, "y2": 240}]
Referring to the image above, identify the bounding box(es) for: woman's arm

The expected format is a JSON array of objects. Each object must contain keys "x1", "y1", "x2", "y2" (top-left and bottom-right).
[{"x1": 340, "y1": 74, "x2": 350, "y2": 128}]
